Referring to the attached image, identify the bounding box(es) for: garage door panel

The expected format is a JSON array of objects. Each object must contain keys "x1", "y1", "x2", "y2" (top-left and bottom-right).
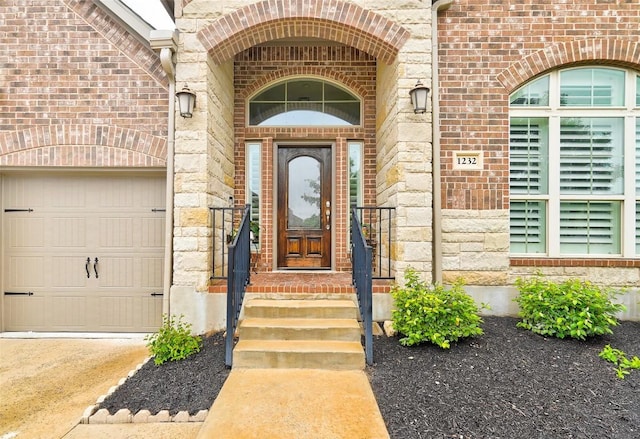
[
  {"x1": 4, "y1": 296, "x2": 47, "y2": 330},
  {"x1": 49, "y1": 296, "x2": 87, "y2": 329},
  {"x1": 98, "y1": 179, "x2": 134, "y2": 208},
  {"x1": 98, "y1": 217, "x2": 134, "y2": 248},
  {"x1": 97, "y1": 257, "x2": 134, "y2": 288},
  {"x1": 51, "y1": 256, "x2": 90, "y2": 288},
  {"x1": 141, "y1": 296, "x2": 163, "y2": 329},
  {"x1": 51, "y1": 180, "x2": 86, "y2": 208},
  {"x1": 6, "y1": 217, "x2": 45, "y2": 248},
  {"x1": 137, "y1": 178, "x2": 166, "y2": 208},
  {"x1": 3, "y1": 176, "x2": 44, "y2": 207},
  {"x1": 3, "y1": 174, "x2": 165, "y2": 332},
  {"x1": 140, "y1": 257, "x2": 164, "y2": 288},
  {"x1": 51, "y1": 218, "x2": 87, "y2": 247},
  {"x1": 9, "y1": 256, "x2": 45, "y2": 288},
  {"x1": 96, "y1": 296, "x2": 136, "y2": 329},
  {"x1": 140, "y1": 217, "x2": 165, "y2": 248}
]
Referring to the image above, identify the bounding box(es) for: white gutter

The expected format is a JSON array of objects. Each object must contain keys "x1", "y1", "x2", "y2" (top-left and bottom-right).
[
  {"x1": 150, "y1": 30, "x2": 178, "y2": 316},
  {"x1": 432, "y1": 0, "x2": 454, "y2": 284}
]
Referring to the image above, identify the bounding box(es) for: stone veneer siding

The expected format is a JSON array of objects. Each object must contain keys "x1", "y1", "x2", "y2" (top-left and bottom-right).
[
  {"x1": 173, "y1": 0, "x2": 434, "y2": 286},
  {"x1": 437, "y1": 0, "x2": 640, "y2": 287},
  {"x1": 169, "y1": 0, "x2": 435, "y2": 331}
]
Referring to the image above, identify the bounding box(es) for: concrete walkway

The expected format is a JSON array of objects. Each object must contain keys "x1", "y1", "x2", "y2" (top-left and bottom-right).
[{"x1": 196, "y1": 368, "x2": 390, "y2": 439}]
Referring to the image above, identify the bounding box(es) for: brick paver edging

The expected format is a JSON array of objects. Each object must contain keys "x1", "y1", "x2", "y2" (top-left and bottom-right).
[{"x1": 80, "y1": 357, "x2": 209, "y2": 424}]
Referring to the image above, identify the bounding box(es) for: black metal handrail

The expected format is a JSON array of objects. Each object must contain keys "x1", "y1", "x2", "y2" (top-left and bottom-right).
[
  {"x1": 210, "y1": 206, "x2": 246, "y2": 280},
  {"x1": 225, "y1": 204, "x2": 252, "y2": 367},
  {"x1": 351, "y1": 208, "x2": 373, "y2": 365},
  {"x1": 353, "y1": 206, "x2": 395, "y2": 280}
]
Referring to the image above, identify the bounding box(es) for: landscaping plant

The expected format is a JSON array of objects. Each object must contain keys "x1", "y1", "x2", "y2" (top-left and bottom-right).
[
  {"x1": 391, "y1": 268, "x2": 485, "y2": 348},
  {"x1": 598, "y1": 344, "x2": 640, "y2": 379},
  {"x1": 514, "y1": 273, "x2": 625, "y2": 340},
  {"x1": 145, "y1": 314, "x2": 202, "y2": 365}
]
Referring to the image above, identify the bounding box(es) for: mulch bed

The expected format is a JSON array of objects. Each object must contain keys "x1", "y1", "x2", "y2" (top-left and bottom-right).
[
  {"x1": 99, "y1": 317, "x2": 639, "y2": 438},
  {"x1": 99, "y1": 332, "x2": 230, "y2": 416}
]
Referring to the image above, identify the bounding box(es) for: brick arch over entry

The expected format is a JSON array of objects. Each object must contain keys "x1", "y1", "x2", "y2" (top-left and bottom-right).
[
  {"x1": 0, "y1": 125, "x2": 167, "y2": 167},
  {"x1": 240, "y1": 67, "x2": 370, "y2": 100},
  {"x1": 496, "y1": 38, "x2": 640, "y2": 92},
  {"x1": 197, "y1": 0, "x2": 410, "y2": 65}
]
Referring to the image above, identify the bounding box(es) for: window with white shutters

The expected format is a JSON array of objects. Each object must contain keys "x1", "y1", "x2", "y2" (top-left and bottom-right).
[
  {"x1": 559, "y1": 201, "x2": 620, "y2": 254},
  {"x1": 636, "y1": 118, "x2": 640, "y2": 196},
  {"x1": 509, "y1": 67, "x2": 639, "y2": 257},
  {"x1": 510, "y1": 201, "x2": 546, "y2": 254},
  {"x1": 636, "y1": 202, "x2": 640, "y2": 254},
  {"x1": 559, "y1": 118, "x2": 623, "y2": 195},
  {"x1": 510, "y1": 118, "x2": 548, "y2": 195}
]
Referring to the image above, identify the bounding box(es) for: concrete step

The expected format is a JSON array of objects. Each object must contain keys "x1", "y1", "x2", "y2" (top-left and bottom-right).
[
  {"x1": 238, "y1": 317, "x2": 361, "y2": 341},
  {"x1": 243, "y1": 299, "x2": 358, "y2": 319},
  {"x1": 233, "y1": 339, "x2": 365, "y2": 370}
]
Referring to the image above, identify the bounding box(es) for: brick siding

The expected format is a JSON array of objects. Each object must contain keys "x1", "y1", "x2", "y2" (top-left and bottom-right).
[
  {"x1": 233, "y1": 45, "x2": 377, "y2": 271},
  {"x1": 437, "y1": 0, "x2": 640, "y2": 212},
  {"x1": 196, "y1": 0, "x2": 409, "y2": 65},
  {"x1": 0, "y1": 0, "x2": 169, "y2": 167}
]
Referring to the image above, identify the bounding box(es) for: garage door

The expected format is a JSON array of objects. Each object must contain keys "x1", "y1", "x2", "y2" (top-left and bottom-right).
[{"x1": 2, "y1": 173, "x2": 165, "y2": 332}]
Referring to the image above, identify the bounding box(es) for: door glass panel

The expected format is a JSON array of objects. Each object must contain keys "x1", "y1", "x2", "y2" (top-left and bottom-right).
[{"x1": 288, "y1": 156, "x2": 321, "y2": 229}]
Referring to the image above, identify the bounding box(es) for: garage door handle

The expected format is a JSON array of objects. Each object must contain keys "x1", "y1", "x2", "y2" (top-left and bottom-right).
[
  {"x1": 4, "y1": 291, "x2": 34, "y2": 296},
  {"x1": 94, "y1": 258, "x2": 99, "y2": 278},
  {"x1": 86, "y1": 257, "x2": 91, "y2": 278},
  {"x1": 151, "y1": 292, "x2": 163, "y2": 297}
]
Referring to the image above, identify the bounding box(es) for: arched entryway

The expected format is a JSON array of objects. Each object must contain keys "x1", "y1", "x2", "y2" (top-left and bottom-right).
[{"x1": 193, "y1": 0, "x2": 409, "y2": 272}]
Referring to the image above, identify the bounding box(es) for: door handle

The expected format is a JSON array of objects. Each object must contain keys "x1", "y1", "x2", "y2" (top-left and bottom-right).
[
  {"x1": 94, "y1": 258, "x2": 99, "y2": 278},
  {"x1": 325, "y1": 200, "x2": 331, "y2": 230},
  {"x1": 85, "y1": 257, "x2": 91, "y2": 278}
]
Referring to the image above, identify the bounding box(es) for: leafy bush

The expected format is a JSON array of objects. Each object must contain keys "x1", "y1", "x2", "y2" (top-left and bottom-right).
[
  {"x1": 391, "y1": 268, "x2": 485, "y2": 348},
  {"x1": 514, "y1": 273, "x2": 625, "y2": 340},
  {"x1": 145, "y1": 314, "x2": 202, "y2": 365},
  {"x1": 599, "y1": 344, "x2": 640, "y2": 379}
]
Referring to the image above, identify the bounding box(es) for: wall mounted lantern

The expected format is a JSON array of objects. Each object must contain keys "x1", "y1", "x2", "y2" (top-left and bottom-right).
[
  {"x1": 409, "y1": 80, "x2": 430, "y2": 114},
  {"x1": 176, "y1": 84, "x2": 196, "y2": 118}
]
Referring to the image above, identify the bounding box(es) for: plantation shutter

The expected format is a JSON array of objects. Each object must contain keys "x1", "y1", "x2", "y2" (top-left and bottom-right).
[
  {"x1": 509, "y1": 118, "x2": 548, "y2": 253},
  {"x1": 560, "y1": 201, "x2": 620, "y2": 254},
  {"x1": 636, "y1": 119, "x2": 640, "y2": 195},
  {"x1": 636, "y1": 120, "x2": 640, "y2": 253},
  {"x1": 510, "y1": 119, "x2": 548, "y2": 195},
  {"x1": 559, "y1": 118, "x2": 623, "y2": 195},
  {"x1": 636, "y1": 202, "x2": 640, "y2": 254},
  {"x1": 510, "y1": 201, "x2": 546, "y2": 254}
]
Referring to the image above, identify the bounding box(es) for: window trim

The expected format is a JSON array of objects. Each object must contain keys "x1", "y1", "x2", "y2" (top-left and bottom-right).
[
  {"x1": 509, "y1": 67, "x2": 640, "y2": 258},
  {"x1": 245, "y1": 142, "x2": 261, "y2": 247},
  {"x1": 246, "y1": 76, "x2": 363, "y2": 127}
]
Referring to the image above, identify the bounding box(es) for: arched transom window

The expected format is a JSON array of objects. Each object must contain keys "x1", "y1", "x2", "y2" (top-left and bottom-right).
[
  {"x1": 248, "y1": 78, "x2": 361, "y2": 126},
  {"x1": 509, "y1": 67, "x2": 640, "y2": 257}
]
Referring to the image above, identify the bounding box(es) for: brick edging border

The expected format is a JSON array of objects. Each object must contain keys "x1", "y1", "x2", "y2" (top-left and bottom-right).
[{"x1": 80, "y1": 357, "x2": 209, "y2": 424}]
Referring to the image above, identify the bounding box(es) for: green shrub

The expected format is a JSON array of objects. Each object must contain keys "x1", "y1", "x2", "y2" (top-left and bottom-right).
[
  {"x1": 145, "y1": 314, "x2": 202, "y2": 365},
  {"x1": 391, "y1": 268, "x2": 485, "y2": 348},
  {"x1": 514, "y1": 273, "x2": 625, "y2": 340},
  {"x1": 599, "y1": 344, "x2": 640, "y2": 379}
]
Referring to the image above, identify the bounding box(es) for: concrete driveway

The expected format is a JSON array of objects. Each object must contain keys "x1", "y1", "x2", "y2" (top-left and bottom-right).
[{"x1": 0, "y1": 336, "x2": 149, "y2": 439}]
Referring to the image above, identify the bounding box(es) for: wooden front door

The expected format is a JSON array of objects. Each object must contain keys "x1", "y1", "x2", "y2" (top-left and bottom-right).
[{"x1": 277, "y1": 147, "x2": 332, "y2": 268}]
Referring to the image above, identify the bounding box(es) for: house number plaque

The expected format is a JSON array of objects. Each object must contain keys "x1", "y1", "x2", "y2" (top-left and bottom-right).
[{"x1": 452, "y1": 151, "x2": 483, "y2": 170}]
